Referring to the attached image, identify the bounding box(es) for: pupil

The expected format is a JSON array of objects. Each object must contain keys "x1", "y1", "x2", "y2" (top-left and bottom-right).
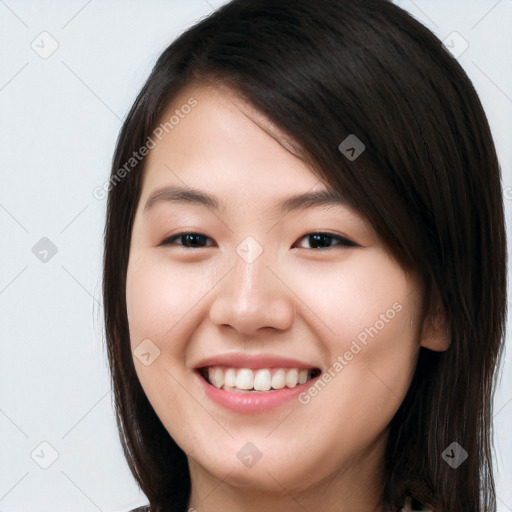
[
  {"x1": 184, "y1": 234, "x2": 205, "y2": 247},
  {"x1": 310, "y1": 234, "x2": 331, "y2": 248}
]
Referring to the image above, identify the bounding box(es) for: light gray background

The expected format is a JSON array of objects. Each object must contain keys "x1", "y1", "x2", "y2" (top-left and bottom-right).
[{"x1": 1, "y1": 1, "x2": 511, "y2": 511}]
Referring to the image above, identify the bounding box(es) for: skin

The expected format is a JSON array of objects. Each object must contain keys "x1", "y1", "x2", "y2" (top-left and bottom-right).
[{"x1": 125, "y1": 84, "x2": 449, "y2": 512}]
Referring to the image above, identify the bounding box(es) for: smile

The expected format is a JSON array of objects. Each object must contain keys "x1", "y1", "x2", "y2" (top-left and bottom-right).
[
  {"x1": 200, "y1": 366, "x2": 321, "y2": 392},
  {"x1": 195, "y1": 360, "x2": 322, "y2": 413}
]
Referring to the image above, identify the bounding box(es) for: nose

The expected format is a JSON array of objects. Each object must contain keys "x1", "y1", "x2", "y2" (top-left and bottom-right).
[{"x1": 209, "y1": 248, "x2": 295, "y2": 335}]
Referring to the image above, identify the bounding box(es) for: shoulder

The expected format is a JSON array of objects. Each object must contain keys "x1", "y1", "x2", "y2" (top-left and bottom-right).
[{"x1": 127, "y1": 506, "x2": 150, "y2": 512}]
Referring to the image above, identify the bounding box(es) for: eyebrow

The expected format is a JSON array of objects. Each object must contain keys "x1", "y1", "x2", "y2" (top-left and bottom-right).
[{"x1": 143, "y1": 185, "x2": 348, "y2": 214}]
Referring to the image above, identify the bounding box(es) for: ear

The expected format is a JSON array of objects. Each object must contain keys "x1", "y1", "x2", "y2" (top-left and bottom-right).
[{"x1": 419, "y1": 303, "x2": 451, "y2": 352}]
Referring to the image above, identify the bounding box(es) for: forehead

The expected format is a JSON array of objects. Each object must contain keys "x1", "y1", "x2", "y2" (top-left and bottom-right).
[
  {"x1": 136, "y1": 84, "x2": 378, "y2": 243},
  {"x1": 141, "y1": 83, "x2": 324, "y2": 202}
]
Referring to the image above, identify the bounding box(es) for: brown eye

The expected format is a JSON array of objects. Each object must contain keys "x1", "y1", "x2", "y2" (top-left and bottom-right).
[
  {"x1": 160, "y1": 232, "x2": 213, "y2": 249},
  {"x1": 294, "y1": 232, "x2": 357, "y2": 250}
]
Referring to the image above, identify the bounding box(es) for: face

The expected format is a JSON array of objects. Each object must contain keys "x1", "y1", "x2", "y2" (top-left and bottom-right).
[{"x1": 125, "y1": 84, "x2": 434, "y2": 502}]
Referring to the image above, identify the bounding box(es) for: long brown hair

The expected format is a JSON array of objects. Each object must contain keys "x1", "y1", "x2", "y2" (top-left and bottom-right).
[{"x1": 102, "y1": 1, "x2": 507, "y2": 510}]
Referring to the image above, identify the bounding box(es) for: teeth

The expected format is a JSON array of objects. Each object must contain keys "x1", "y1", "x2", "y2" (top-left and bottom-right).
[
  {"x1": 271, "y1": 369, "x2": 285, "y2": 389},
  {"x1": 236, "y1": 368, "x2": 254, "y2": 390},
  {"x1": 253, "y1": 369, "x2": 271, "y2": 391},
  {"x1": 203, "y1": 366, "x2": 317, "y2": 392},
  {"x1": 208, "y1": 367, "x2": 224, "y2": 388},
  {"x1": 225, "y1": 368, "x2": 236, "y2": 387},
  {"x1": 285, "y1": 368, "x2": 298, "y2": 388}
]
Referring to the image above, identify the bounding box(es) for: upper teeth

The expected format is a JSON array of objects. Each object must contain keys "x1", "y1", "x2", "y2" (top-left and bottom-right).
[{"x1": 206, "y1": 366, "x2": 313, "y2": 392}]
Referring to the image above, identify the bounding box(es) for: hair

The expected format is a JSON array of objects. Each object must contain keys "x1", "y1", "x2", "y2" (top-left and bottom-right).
[{"x1": 102, "y1": 1, "x2": 507, "y2": 511}]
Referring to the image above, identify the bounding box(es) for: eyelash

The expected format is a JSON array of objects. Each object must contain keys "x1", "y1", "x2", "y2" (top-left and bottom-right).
[{"x1": 159, "y1": 232, "x2": 357, "y2": 250}]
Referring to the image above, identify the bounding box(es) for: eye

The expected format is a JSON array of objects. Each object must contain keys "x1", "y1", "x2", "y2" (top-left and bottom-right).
[
  {"x1": 159, "y1": 232, "x2": 214, "y2": 249},
  {"x1": 159, "y1": 231, "x2": 356, "y2": 250},
  {"x1": 293, "y1": 232, "x2": 357, "y2": 250}
]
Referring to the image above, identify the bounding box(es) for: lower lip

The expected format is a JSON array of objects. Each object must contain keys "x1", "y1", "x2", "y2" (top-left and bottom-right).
[{"x1": 196, "y1": 371, "x2": 318, "y2": 413}]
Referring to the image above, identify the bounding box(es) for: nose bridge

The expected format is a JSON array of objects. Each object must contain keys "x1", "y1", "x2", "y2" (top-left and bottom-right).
[
  {"x1": 209, "y1": 238, "x2": 295, "y2": 333},
  {"x1": 232, "y1": 244, "x2": 269, "y2": 306}
]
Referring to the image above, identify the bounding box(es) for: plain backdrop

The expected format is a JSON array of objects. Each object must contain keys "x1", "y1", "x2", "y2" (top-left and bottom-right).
[{"x1": 1, "y1": 1, "x2": 511, "y2": 511}]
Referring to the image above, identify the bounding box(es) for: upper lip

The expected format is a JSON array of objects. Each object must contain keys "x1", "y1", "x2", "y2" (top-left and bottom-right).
[{"x1": 194, "y1": 352, "x2": 320, "y2": 370}]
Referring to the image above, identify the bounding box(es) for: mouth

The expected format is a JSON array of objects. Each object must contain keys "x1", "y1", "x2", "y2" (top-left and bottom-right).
[
  {"x1": 197, "y1": 366, "x2": 322, "y2": 393},
  {"x1": 193, "y1": 353, "x2": 323, "y2": 412}
]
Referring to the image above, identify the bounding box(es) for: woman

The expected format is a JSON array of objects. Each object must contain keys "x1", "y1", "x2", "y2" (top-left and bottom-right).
[{"x1": 102, "y1": 1, "x2": 507, "y2": 511}]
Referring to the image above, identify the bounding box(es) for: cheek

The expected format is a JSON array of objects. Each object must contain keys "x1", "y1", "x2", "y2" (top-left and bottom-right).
[
  {"x1": 286, "y1": 253, "x2": 420, "y2": 349},
  {"x1": 126, "y1": 252, "x2": 212, "y2": 345},
  {"x1": 125, "y1": 252, "x2": 210, "y2": 435},
  {"x1": 287, "y1": 253, "x2": 421, "y2": 409},
  {"x1": 126, "y1": 257, "x2": 174, "y2": 343},
  {"x1": 287, "y1": 261, "x2": 420, "y2": 464}
]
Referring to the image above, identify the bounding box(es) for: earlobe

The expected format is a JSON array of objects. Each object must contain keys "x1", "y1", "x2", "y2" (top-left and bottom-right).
[{"x1": 419, "y1": 306, "x2": 451, "y2": 352}]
